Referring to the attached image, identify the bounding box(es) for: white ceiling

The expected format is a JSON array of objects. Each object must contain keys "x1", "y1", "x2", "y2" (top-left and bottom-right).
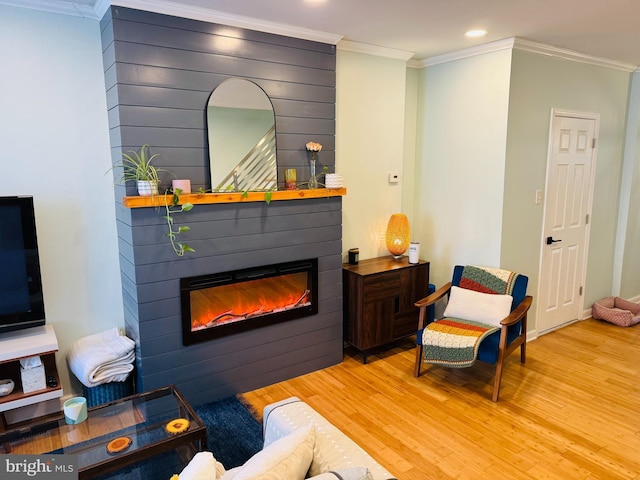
[{"x1": 7, "y1": 0, "x2": 640, "y2": 69}]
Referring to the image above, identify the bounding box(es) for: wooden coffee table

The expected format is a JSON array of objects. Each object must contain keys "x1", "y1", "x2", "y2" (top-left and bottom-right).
[{"x1": 0, "y1": 385, "x2": 206, "y2": 479}]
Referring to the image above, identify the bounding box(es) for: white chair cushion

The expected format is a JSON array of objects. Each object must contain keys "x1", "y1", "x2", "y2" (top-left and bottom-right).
[{"x1": 443, "y1": 286, "x2": 513, "y2": 327}]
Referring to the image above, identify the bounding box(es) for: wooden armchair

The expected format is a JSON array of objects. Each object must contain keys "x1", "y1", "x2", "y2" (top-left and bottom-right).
[{"x1": 414, "y1": 265, "x2": 532, "y2": 402}]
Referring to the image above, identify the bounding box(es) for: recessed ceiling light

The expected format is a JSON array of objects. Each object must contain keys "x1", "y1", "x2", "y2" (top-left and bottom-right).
[{"x1": 465, "y1": 30, "x2": 487, "y2": 38}]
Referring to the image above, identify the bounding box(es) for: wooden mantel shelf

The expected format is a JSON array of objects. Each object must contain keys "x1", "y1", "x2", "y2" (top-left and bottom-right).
[{"x1": 122, "y1": 187, "x2": 347, "y2": 208}]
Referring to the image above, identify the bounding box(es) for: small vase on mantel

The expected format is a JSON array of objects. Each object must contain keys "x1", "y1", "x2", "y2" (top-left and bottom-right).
[
  {"x1": 308, "y1": 156, "x2": 318, "y2": 189},
  {"x1": 305, "y1": 141, "x2": 323, "y2": 190}
]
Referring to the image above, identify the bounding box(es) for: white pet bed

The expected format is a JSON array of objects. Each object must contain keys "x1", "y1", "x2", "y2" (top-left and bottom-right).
[{"x1": 592, "y1": 297, "x2": 640, "y2": 327}]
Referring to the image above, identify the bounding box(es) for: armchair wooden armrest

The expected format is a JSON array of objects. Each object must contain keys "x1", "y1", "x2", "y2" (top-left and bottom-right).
[
  {"x1": 415, "y1": 282, "x2": 451, "y2": 330},
  {"x1": 500, "y1": 295, "x2": 532, "y2": 326},
  {"x1": 415, "y1": 282, "x2": 451, "y2": 308}
]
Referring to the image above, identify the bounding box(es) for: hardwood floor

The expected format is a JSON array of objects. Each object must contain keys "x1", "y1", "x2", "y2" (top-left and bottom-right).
[{"x1": 243, "y1": 318, "x2": 640, "y2": 480}]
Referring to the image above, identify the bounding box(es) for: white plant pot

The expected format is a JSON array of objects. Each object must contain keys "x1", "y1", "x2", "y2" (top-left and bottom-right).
[{"x1": 137, "y1": 180, "x2": 158, "y2": 196}]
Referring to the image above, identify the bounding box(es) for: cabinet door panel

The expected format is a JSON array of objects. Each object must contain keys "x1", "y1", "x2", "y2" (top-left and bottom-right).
[
  {"x1": 398, "y1": 265, "x2": 429, "y2": 313},
  {"x1": 362, "y1": 299, "x2": 395, "y2": 348},
  {"x1": 394, "y1": 312, "x2": 419, "y2": 338}
]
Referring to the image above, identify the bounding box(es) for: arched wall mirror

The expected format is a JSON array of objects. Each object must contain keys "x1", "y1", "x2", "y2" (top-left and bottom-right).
[{"x1": 207, "y1": 79, "x2": 277, "y2": 192}]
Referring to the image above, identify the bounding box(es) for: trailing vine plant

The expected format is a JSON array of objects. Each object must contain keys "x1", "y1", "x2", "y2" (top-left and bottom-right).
[{"x1": 163, "y1": 188, "x2": 195, "y2": 256}]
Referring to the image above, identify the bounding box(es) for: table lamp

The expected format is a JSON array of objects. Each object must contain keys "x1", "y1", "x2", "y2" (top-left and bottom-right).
[{"x1": 385, "y1": 214, "x2": 410, "y2": 260}]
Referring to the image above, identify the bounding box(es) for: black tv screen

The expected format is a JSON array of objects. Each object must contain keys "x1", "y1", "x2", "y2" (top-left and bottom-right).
[{"x1": 0, "y1": 196, "x2": 45, "y2": 334}]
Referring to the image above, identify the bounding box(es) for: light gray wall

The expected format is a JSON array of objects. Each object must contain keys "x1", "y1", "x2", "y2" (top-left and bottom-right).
[
  {"x1": 414, "y1": 46, "x2": 636, "y2": 333},
  {"x1": 504, "y1": 49, "x2": 631, "y2": 321},
  {"x1": 336, "y1": 51, "x2": 410, "y2": 261},
  {"x1": 618, "y1": 71, "x2": 640, "y2": 299},
  {"x1": 0, "y1": 5, "x2": 122, "y2": 397},
  {"x1": 414, "y1": 50, "x2": 513, "y2": 289}
]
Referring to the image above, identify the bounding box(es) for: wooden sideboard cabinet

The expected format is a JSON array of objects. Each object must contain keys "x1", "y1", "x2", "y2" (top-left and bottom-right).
[{"x1": 343, "y1": 256, "x2": 430, "y2": 363}]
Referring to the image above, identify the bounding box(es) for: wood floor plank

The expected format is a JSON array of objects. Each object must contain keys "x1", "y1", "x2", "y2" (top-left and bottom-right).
[{"x1": 244, "y1": 319, "x2": 640, "y2": 480}]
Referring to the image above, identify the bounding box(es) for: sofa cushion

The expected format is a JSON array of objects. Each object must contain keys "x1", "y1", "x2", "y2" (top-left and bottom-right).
[
  {"x1": 263, "y1": 397, "x2": 395, "y2": 480},
  {"x1": 222, "y1": 424, "x2": 315, "y2": 480},
  {"x1": 175, "y1": 451, "x2": 225, "y2": 480}
]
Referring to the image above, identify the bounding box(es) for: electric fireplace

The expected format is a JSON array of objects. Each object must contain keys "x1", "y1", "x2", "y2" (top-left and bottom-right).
[{"x1": 181, "y1": 259, "x2": 318, "y2": 345}]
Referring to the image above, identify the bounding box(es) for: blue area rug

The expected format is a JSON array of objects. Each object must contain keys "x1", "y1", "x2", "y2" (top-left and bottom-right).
[{"x1": 93, "y1": 395, "x2": 263, "y2": 479}]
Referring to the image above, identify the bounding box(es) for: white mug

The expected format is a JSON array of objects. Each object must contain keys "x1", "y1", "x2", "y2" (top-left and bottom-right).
[{"x1": 64, "y1": 396, "x2": 88, "y2": 424}]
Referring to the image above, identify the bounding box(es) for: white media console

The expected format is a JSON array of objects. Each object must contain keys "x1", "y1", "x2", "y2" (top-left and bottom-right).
[{"x1": 0, "y1": 324, "x2": 63, "y2": 414}]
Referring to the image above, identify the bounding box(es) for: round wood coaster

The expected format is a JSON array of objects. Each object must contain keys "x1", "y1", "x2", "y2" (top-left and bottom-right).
[
  {"x1": 106, "y1": 436, "x2": 132, "y2": 454},
  {"x1": 165, "y1": 418, "x2": 190, "y2": 435}
]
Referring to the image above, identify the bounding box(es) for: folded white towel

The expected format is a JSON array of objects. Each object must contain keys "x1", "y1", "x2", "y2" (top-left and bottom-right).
[{"x1": 66, "y1": 327, "x2": 135, "y2": 388}]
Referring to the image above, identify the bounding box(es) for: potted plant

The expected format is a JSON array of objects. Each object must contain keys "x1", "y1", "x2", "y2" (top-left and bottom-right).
[
  {"x1": 112, "y1": 144, "x2": 161, "y2": 196},
  {"x1": 108, "y1": 145, "x2": 196, "y2": 256}
]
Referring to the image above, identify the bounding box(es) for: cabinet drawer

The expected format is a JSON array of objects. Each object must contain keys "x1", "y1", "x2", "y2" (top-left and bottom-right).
[{"x1": 363, "y1": 272, "x2": 400, "y2": 303}]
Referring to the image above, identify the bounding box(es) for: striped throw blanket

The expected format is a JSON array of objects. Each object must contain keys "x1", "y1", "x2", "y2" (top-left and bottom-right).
[{"x1": 422, "y1": 266, "x2": 517, "y2": 368}]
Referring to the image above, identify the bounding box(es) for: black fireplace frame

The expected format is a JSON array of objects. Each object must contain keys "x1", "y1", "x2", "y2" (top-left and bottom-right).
[{"x1": 180, "y1": 258, "x2": 318, "y2": 346}]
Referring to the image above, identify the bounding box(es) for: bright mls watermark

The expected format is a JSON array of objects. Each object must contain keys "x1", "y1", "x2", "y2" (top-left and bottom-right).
[{"x1": 1, "y1": 455, "x2": 78, "y2": 479}]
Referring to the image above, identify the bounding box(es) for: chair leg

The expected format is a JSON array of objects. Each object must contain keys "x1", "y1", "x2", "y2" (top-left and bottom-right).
[
  {"x1": 492, "y1": 359, "x2": 505, "y2": 402},
  {"x1": 492, "y1": 327, "x2": 509, "y2": 402},
  {"x1": 414, "y1": 343, "x2": 423, "y2": 377},
  {"x1": 520, "y1": 340, "x2": 526, "y2": 363}
]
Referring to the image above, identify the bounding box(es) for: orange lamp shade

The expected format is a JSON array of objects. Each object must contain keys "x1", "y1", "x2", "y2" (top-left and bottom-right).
[{"x1": 385, "y1": 214, "x2": 410, "y2": 258}]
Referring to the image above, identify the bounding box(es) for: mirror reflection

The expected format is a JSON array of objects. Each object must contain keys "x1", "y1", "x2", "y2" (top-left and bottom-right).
[{"x1": 207, "y1": 79, "x2": 277, "y2": 191}]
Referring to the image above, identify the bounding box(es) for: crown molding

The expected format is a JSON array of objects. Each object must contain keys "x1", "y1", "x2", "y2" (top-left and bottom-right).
[
  {"x1": 111, "y1": 0, "x2": 343, "y2": 45},
  {"x1": 512, "y1": 37, "x2": 638, "y2": 72},
  {"x1": 337, "y1": 40, "x2": 414, "y2": 61},
  {"x1": 0, "y1": 0, "x2": 343, "y2": 45},
  {"x1": 416, "y1": 38, "x2": 516, "y2": 68},
  {"x1": 0, "y1": 0, "x2": 104, "y2": 18},
  {"x1": 414, "y1": 36, "x2": 638, "y2": 72}
]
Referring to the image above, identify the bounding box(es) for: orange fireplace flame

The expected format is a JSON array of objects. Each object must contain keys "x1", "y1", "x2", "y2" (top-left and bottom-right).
[{"x1": 189, "y1": 272, "x2": 310, "y2": 331}]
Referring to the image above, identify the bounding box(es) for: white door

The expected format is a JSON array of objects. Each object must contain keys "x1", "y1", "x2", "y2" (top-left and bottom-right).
[{"x1": 537, "y1": 110, "x2": 598, "y2": 334}]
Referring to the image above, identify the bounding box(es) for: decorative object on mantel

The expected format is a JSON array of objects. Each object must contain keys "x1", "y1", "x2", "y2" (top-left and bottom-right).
[
  {"x1": 324, "y1": 173, "x2": 343, "y2": 189},
  {"x1": 171, "y1": 179, "x2": 191, "y2": 194},
  {"x1": 385, "y1": 213, "x2": 411, "y2": 260},
  {"x1": 109, "y1": 144, "x2": 162, "y2": 197},
  {"x1": 285, "y1": 168, "x2": 297, "y2": 190},
  {"x1": 305, "y1": 141, "x2": 322, "y2": 189}
]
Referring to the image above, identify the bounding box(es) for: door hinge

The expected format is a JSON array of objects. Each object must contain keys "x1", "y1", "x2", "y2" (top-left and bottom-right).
[
  {"x1": 579, "y1": 286, "x2": 583, "y2": 296},
  {"x1": 592, "y1": 138, "x2": 596, "y2": 148},
  {"x1": 586, "y1": 213, "x2": 589, "y2": 225}
]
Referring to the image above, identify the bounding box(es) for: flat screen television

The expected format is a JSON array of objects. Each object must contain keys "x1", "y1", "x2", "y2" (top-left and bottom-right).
[{"x1": 0, "y1": 196, "x2": 45, "y2": 334}]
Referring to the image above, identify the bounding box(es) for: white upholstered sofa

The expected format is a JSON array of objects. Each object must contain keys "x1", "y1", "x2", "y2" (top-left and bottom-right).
[{"x1": 174, "y1": 396, "x2": 396, "y2": 480}]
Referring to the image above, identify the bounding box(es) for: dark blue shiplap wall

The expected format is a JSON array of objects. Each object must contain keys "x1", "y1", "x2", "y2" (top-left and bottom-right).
[{"x1": 100, "y1": 7, "x2": 341, "y2": 406}]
